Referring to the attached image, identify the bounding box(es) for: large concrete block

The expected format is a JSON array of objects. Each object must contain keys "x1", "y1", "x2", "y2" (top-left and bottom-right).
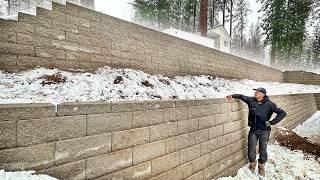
[
  {"x1": 191, "y1": 153, "x2": 211, "y2": 173},
  {"x1": 38, "y1": 160, "x2": 85, "y2": 180},
  {"x1": 66, "y1": 31, "x2": 91, "y2": 45},
  {"x1": 200, "y1": 138, "x2": 218, "y2": 155},
  {"x1": 112, "y1": 127, "x2": 149, "y2": 151},
  {"x1": 36, "y1": 6, "x2": 66, "y2": 23},
  {"x1": 17, "y1": 116, "x2": 86, "y2": 146},
  {"x1": 0, "y1": 103, "x2": 56, "y2": 121},
  {"x1": 185, "y1": 170, "x2": 204, "y2": 180},
  {"x1": 57, "y1": 101, "x2": 111, "y2": 116},
  {"x1": 78, "y1": 44, "x2": 101, "y2": 54},
  {"x1": 66, "y1": 14, "x2": 90, "y2": 28},
  {"x1": 151, "y1": 152, "x2": 180, "y2": 175},
  {"x1": 0, "y1": 20, "x2": 34, "y2": 35},
  {"x1": 35, "y1": 47, "x2": 65, "y2": 60},
  {"x1": 55, "y1": 133, "x2": 111, "y2": 164},
  {"x1": 0, "y1": 121, "x2": 16, "y2": 149},
  {"x1": 133, "y1": 140, "x2": 166, "y2": 165},
  {"x1": 51, "y1": 39, "x2": 78, "y2": 51},
  {"x1": 178, "y1": 118, "x2": 199, "y2": 134},
  {"x1": 165, "y1": 133, "x2": 197, "y2": 153},
  {"x1": 179, "y1": 145, "x2": 201, "y2": 164},
  {"x1": 147, "y1": 100, "x2": 176, "y2": 110},
  {"x1": 86, "y1": 148, "x2": 133, "y2": 179},
  {"x1": 87, "y1": 112, "x2": 131, "y2": 135},
  {"x1": 111, "y1": 101, "x2": 149, "y2": 112},
  {"x1": 0, "y1": 30, "x2": 16, "y2": 43},
  {"x1": 0, "y1": 41, "x2": 35, "y2": 56},
  {"x1": 150, "y1": 122, "x2": 177, "y2": 142},
  {"x1": 163, "y1": 107, "x2": 188, "y2": 122},
  {"x1": 52, "y1": 2, "x2": 78, "y2": 16},
  {"x1": 17, "y1": 33, "x2": 50, "y2": 47},
  {"x1": 198, "y1": 115, "x2": 217, "y2": 129},
  {"x1": 18, "y1": 13, "x2": 51, "y2": 28},
  {"x1": 0, "y1": 54, "x2": 17, "y2": 67},
  {"x1": 150, "y1": 162, "x2": 192, "y2": 180},
  {"x1": 35, "y1": 25, "x2": 65, "y2": 40},
  {"x1": 0, "y1": 143, "x2": 55, "y2": 170},
  {"x1": 96, "y1": 161, "x2": 151, "y2": 180},
  {"x1": 132, "y1": 109, "x2": 164, "y2": 128}
]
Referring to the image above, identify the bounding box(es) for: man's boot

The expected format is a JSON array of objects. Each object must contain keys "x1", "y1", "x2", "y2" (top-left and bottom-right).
[
  {"x1": 249, "y1": 161, "x2": 256, "y2": 173},
  {"x1": 258, "y1": 163, "x2": 265, "y2": 176}
]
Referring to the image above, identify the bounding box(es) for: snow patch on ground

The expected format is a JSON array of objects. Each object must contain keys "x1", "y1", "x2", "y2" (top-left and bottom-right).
[
  {"x1": 293, "y1": 111, "x2": 320, "y2": 144},
  {"x1": 1, "y1": 67, "x2": 320, "y2": 104},
  {"x1": 0, "y1": 169, "x2": 57, "y2": 180},
  {"x1": 0, "y1": 14, "x2": 18, "y2": 20},
  {"x1": 217, "y1": 143, "x2": 320, "y2": 180}
]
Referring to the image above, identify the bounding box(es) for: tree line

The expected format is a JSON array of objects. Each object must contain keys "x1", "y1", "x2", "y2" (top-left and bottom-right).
[{"x1": 132, "y1": 0, "x2": 320, "y2": 70}]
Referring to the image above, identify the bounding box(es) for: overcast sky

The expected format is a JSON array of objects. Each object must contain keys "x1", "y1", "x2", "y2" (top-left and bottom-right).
[{"x1": 94, "y1": 0, "x2": 313, "y2": 35}]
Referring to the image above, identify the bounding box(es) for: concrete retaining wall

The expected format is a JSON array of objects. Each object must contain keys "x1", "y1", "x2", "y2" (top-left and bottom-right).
[
  {"x1": 284, "y1": 71, "x2": 320, "y2": 85},
  {"x1": 314, "y1": 93, "x2": 320, "y2": 110},
  {"x1": 0, "y1": 2, "x2": 284, "y2": 82},
  {"x1": 0, "y1": 93, "x2": 318, "y2": 180}
]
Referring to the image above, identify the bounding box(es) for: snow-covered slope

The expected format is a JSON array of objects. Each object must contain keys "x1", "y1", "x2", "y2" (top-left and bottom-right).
[
  {"x1": 293, "y1": 111, "x2": 320, "y2": 144},
  {"x1": 1, "y1": 66, "x2": 320, "y2": 104},
  {"x1": 217, "y1": 143, "x2": 320, "y2": 180},
  {"x1": 0, "y1": 169, "x2": 57, "y2": 180}
]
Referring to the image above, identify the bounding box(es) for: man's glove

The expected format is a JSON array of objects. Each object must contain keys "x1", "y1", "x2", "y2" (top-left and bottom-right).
[{"x1": 266, "y1": 121, "x2": 271, "y2": 127}]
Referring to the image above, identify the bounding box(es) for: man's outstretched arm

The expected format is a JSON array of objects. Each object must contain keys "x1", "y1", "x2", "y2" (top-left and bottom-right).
[
  {"x1": 269, "y1": 102, "x2": 287, "y2": 125},
  {"x1": 226, "y1": 94, "x2": 251, "y2": 104}
]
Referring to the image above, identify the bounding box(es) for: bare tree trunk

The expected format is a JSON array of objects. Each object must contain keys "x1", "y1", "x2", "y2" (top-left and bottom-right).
[
  {"x1": 193, "y1": 0, "x2": 197, "y2": 33},
  {"x1": 230, "y1": 0, "x2": 233, "y2": 38},
  {"x1": 209, "y1": 0, "x2": 214, "y2": 28},
  {"x1": 7, "y1": 0, "x2": 11, "y2": 15},
  {"x1": 199, "y1": 0, "x2": 208, "y2": 36},
  {"x1": 271, "y1": 42, "x2": 276, "y2": 66},
  {"x1": 223, "y1": 0, "x2": 226, "y2": 27}
]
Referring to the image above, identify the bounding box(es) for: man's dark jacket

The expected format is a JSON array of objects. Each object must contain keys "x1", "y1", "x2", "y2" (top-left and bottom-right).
[{"x1": 232, "y1": 94, "x2": 287, "y2": 130}]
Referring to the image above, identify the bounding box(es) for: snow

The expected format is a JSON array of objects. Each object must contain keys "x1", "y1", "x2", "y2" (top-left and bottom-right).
[
  {"x1": 0, "y1": 169, "x2": 57, "y2": 180},
  {"x1": 293, "y1": 111, "x2": 320, "y2": 144},
  {"x1": 162, "y1": 28, "x2": 216, "y2": 49},
  {"x1": 216, "y1": 143, "x2": 320, "y2": 180},
  {"x1": 0, "y1": 66, "x2": 320, "y2": 104},
  {"x1": 0, "y1": 15, "x2": 18, "y2": 20}
]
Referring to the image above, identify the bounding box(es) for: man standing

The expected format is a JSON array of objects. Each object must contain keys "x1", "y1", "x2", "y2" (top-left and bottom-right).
[{"x1": 226, "y1": 88, "x2": 287, "y2": 176}]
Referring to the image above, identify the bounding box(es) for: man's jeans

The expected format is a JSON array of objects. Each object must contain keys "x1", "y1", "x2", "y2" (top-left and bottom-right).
[{"x1": 248, "y1": 128, "x2": 271, "y2": 164}]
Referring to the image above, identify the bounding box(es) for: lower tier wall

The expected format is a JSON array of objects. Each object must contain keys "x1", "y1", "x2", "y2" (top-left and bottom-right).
[{"x1": 0, "y1": 93, "x2": 318, "y2": 180}]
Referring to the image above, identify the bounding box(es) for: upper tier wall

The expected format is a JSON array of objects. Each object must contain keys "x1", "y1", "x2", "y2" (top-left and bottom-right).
[{"x1": 0, "y1": 2, "x2": 284, "y2": 82}]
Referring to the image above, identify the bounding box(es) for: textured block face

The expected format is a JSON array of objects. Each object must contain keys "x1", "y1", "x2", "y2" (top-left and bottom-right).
[
  {"x1": 0, "y1": 103, "x2": 56, "y2": 121},
  {"x1": 87, "y1": 112, "x2": 132, "y2": 135},
  {"x1": 133, "y1": 140, "x2": 166, "y2": 165},
  {"x1": 86, "y1": 149, "x2": 133, "y2": 179},
  {"x1": 112, "y1": 127, "x2": 150, "y2": 151},
  {"x1": 150, "y1": 122, "x2": 178, "y2": 141},
  {"x1": 0, "y1": 143, "x2": 55, "y2": 170},
  {"x1": 55, "y1": 134, "x2": 112, "y2": 164},
  {"x1": 0, "y1": 121, "x2": 16, "y2": 149},
  {"x1": 151, "y1": 152, "x2": 180, "y2": 175},
  {"x1": 38, "y1": 160, "x2": 86, "y2": 180},
  {"x1": 17, "y1": 116, "x2": 86, "y2": 146}
]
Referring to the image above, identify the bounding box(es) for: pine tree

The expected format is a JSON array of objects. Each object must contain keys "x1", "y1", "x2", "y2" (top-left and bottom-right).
[
  {"x1": 232, "y1": 0, "x2": 250, "y2": 51},
  {"x1": 246, "y1": 23, "x2": 265, "y2": 62},
  {"x1": 311, "y1": 22, "x2": 320, "y2": 64},
  {"x1": 259, "y1": 0, "x2": 312, "y2": 67},
  {"x1": 199, "y1": 0, "x2": 208, "y2": 36},
  {"x1": 132, "y1": 0, "x2": 171, "y2": 29}
]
